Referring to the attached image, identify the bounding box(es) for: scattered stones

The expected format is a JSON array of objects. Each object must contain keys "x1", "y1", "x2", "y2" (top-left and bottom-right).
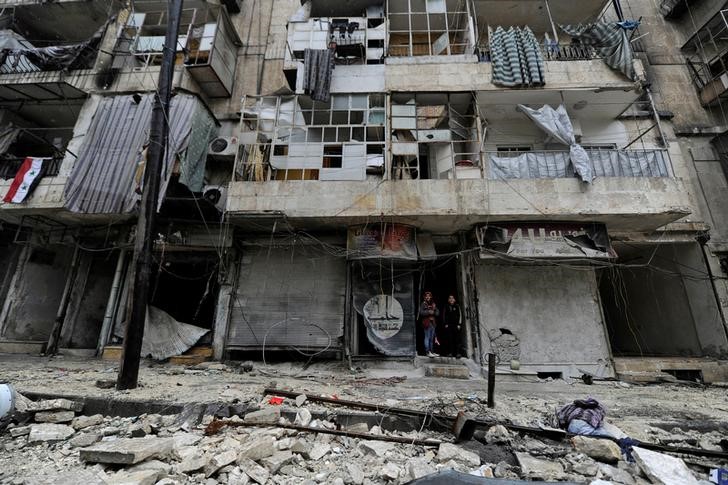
[
  {"x1": 516, "y1": 452, "x2": 565, "y2": 480},
  {"x1": 571, "y1": 436, "x2": 623, "y2": 464},
  {"x1": 295, "y1": 394, "x2": 307, "y2": 407},
  {"x1": 407, "y1": 458, "x2": 436, "y2": 480},
  {"x1": 238, "y1": 457, "x2": 270, "y2": 484},
  {"x1": 237, "y1": 436, "x2": 276, "y2": 461},
  {"x1": 34, "y1": 410, "x2": 75, "y2": 423},
  {"x1": 294, "y1": 408, "x2": 312, "y2": 427},
  {"x1": 485, "y1": 425, "x2": 511, "y2": 444},
  {"x1": 260, "y1": 450, "x2": 294, "y2": 473},
  {"x1": 632, "y1": 446, "x2": 699, "y2": 485},
  {"x1": 27, "y1": 423, "x2": 75, "y2": 443},
  {"x1": 205, "y1": 449, "x2": 238, "y2": 477},
  {"x1": 26, "y1": 398, "x2": 83, "y2": 413},
  {"x1": 243, "y1": 407, "x2": 280, "y2": 424},
  {"x1": 79, "y1": 437, "x2": 173, "y2": 464},
  {"x1": 436, "y1": 443, "x2": 480, "y2": 467},
  {"x1": 69, "y1": 432, "x2": 102, "y2": 448},
  {"x1": 71, "y1": 414, "x2": 105, "y2": 430}
]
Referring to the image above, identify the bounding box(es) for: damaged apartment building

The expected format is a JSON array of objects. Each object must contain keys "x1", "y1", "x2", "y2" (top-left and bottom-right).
[{"x1": 1, "y1": 0, "x2": 728, "y2": 382}]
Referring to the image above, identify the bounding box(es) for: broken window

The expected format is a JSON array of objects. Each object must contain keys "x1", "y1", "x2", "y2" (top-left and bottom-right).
[
  {"x1": 390, "y1": 92, "x2": 482, "y2": 179},
  {"x1": 387, "y1": 0, "x2": 474, "y2": 56},
  {"x1": 238, "y1": 94, "x2": 386, "y2": 181}
]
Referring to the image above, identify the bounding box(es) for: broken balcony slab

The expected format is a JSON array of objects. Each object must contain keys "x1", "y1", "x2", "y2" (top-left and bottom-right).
[{"x1": 79, "y1": 437, "x2": 174, "y2": 464}]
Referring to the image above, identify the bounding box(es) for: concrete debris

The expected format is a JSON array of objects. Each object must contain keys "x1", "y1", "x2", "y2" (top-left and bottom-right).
[
  {"x1": 407, "y1": 458, "x2": 437, "y2": 480},
  {"x1": 294, "y1": 408, "x2": 312, "y2": 427},
  {"x1": 516, "y1": 451, "x2": 565, "y2": 480},
  {"x1": 243, "y1": 407, "x2": 280, "y2": 424},
  {"x1": 71, "y1": 414, "x2": 104, "y2": 430},
  {"x1": 34, "y1": 410, "x2": 75, "y2": 423},
  {"x1": 27, "y1": 423, "x2": 75, "y2": 443},
  {"x1": 237, "y1": 435, "x2": 276, "y2": 461},
  {"x1": 346, "y1": 462, "x2": 365, "y2": 484},
  {"x1": 436, "y1": 442, "x2": 481, "y2": 467},
  {"x1": 632, "y1": 446, "x2": 699, "y2": 485},
  {"x1": 105, "y1": 469, "x2": 161, "y2": 485},
  {"x1": 238, "y1": 457, "x2": 270, "y2": 484},
  {"x1": 306, "y1": 442, "x2": 331, "y2": 460},
  {"x1": 485, "y1": 424, "x2": 511, "y2": 444},
  {"x1": 359, "y1": 439, "x2": 395, "y2": 457},
  {"x1": 380, "y1": 462, "x2": 401, "y2": 481},
  {"x1": 176, "y1": 453, "x2": 207, "y2": 474},
  {"x1": 205, "y1": 449, "x2": 238, "y2": 477},
  {"x1": 25, "y1": 398, "x2": 84, "y2": 413},
  {"x1": 295, "y1": 394, "x2": 307, "y2": 407},
  {"x1": 79, "y1": 437, "x2": 173, "y2": 464},
  {"x1": 571, "y1": 436, "x2": 623, "y2": 463},
  {"x1": 260, "y1": 450, "x2": 293, "y2": 473},
  {"x1": 69, "y1": 432, "x2": 102, "y2": 448}
]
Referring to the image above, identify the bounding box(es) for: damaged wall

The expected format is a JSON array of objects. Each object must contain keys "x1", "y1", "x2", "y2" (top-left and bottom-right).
[{"x1": 475, "y1": 264, "x2": 612, "y2": 376}]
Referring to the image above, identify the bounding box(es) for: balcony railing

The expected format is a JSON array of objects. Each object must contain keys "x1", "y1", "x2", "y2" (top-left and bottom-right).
[
  {"x1": 0, "y1": 156, "x2": 62, "y2": 180},
  {"x1": 479, "y1": 43, "x2": 600, "y2": 62},
  {"x1": 233, "y1": 148, "x2": 673, "y2": 182}
]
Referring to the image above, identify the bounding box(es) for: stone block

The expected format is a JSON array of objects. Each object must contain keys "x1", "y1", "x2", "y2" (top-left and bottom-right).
[
  {"x1": 70, "y1": 432, "x2": 102, "y2": 448},
  {"x1": 243, "y1": 407, "x2": 280, "y2": 424},
  {"x1": 359, "y1": 440, "x2": 394, "y2": 457},
  {"x1": 346, "y1": 463, "x2": 365, "y2": 484},
  {"x1": 515, "y1": 452, "x2": 564, "y2": 480},
  {"x1": 34, "y1": 410, "x2": 75, "y2": 423},
  {"x1": 79, "y1": 437, "x2": 173, "y2": 464},
  {"x1": 260, "y1": 450, "x2": 293, "y2": 473},
  {"x1": 424, "y1": 364, "x2": 470, "y2": 379},
  {"x1": 571, "y1": 436, "x2": 623, "y2": 464},
  {"x1": 407, "y1": 458, "x2": 436, "y2": 480},
  {"x1": 237, "y1": 435, "x2": 276, "y2": 461},
  {"x1": 177, "y1": 454, "x2": 207, "y2": 474},
  {"x1": 9, "y1": 425, "x2": 31, "y2": 438},
  {"x1": 436, "y1": 442, "x2": 480, "y2": 467},
  {"x1": 72, "y1": 414, "x2": 104, "y2": 430},
  {"x1": 205, "y1": 449, "x2": 238, "y2": 477},
  {"x1": 238, "y1": 457, "x2": 270, "y2": 484},
  {"x1": 27, "y1": 398, "x2": 83, "y2": 413},
  {"x1": 27, "y1": 423, "x2": 75, "y2": 443},
  {"x1": 306, "y1": 443, "x2": 330, "y2": 461},
  {"x1": 105, "y1": 469, "x2": 161, "y2": 485},
  {"x1": 632, "y1": 446, "x2": 699, "y2": 485}
]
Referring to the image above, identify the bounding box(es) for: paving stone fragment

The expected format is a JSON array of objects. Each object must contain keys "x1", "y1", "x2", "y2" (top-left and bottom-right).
[
  {"x1": 205, "y1": 449, "x2": 238, "y2": 477},
  {"x1": 515, "y1": 452, "x2": 565, "y2": 480},
  {"x1": 177, "y1": 454, "x2": 207, "y2": 474},
  {"x1": 27, "y1": 398, "x2": 83, "y2": 413},
  {"x1": 243, "y1": 407, "x2": 280, "y2": 424},
  {"x1": 9, "y1": 426, "x2": 31, "y2": 438},
  {"x1": 436, "y1": 442, "x2": 480, "y2": 467},
  {"x1": 71, "y1": 414, "x2": 104, "y2": 430},
  {"x1": 34, "y1": 410, "x2": 75, "y2": 423},
  {"x1": 632, "y1": 446, "x2": 699, "y2": 485},
  {"x1": 238, "y1": 457, "x2": 270, "y2": 484},
  {"x1": 70, "y1": 432, "x2": 102, "y2": 448},
  {"x1": 407, "y1": 458, "x2": 436, "y2": 480},
  {"x1": 238, "y1": 435, "x2": 276, "y2": 461},
  {"x1": 260, "y1": 450, "x2": 294, "y2": 473},
  {"x1": 79, "y1": 437, "x2": 173, "y2": 464},
  {"x1": 307, "y1": 443, "x2": 331, "y2": 461},
  {"x1": 105, "y1": 469, "x2": 161, "y2": 485},
  {"x1": 572, "y1": 436, "x2": 623, "y2": 464},
  {"x1": 359, "y1": 440, "x2": 394, "y2": 457},
  {"x1": 27, "y1": 423, "x2": 75, "y2": 443}
]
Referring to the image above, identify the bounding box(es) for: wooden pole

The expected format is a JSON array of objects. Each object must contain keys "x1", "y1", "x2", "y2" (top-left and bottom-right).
[
  {"x1": 487, "y1": 353, "x2": 496, "y2": 408},
  {"x1": 117, "y1": 0, "x2": 184, "y2": 390}
]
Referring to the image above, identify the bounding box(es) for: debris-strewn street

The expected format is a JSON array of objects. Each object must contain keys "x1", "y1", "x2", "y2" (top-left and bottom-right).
[{"x1": 1, "y1": 354, "x2": 727, "y2": 484}]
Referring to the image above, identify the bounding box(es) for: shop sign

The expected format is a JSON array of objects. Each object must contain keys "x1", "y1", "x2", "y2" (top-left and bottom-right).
[{"x1": 347, "y1": 224, "x2": 417, "y2": 260}]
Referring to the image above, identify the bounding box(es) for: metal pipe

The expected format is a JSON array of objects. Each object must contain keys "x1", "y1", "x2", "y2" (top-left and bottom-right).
[
  {"x1": 97, "y1": 248, "x2": 128, "y2": 356},
  {"x1": 487, "y1": 353, "x2": 495, "y2": 408},
  {"x1": 46, "y1": 242, "x2": 82, "y2": 355},
  {"x1": 644, "y1": 86, "x2": 668, "y2": 148},
  {"x1": 543, "y1": 0, "x2": 560, "y2": 46}
]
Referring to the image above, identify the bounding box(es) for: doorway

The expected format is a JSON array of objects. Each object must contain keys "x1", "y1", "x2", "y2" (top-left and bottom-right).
[{"x1": 417, "y1": 258, "x2": 460, "y2": 357}]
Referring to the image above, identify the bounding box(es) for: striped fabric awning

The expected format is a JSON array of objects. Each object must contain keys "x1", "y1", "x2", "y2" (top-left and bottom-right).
[
  {"x1": 560, "y1": 22, "x2": 636, "y2": 81},
  {"x1": 489, "y1": 26, "x2": 545, "y2": 87}
]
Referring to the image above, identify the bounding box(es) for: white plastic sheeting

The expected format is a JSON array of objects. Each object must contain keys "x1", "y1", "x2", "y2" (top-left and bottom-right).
[
  {"x1": 141, "y1": 306, "x2": 209, "y2": 360},
  {"x1": 517, "y1": 104, "x2": 593, "y2": 183}
]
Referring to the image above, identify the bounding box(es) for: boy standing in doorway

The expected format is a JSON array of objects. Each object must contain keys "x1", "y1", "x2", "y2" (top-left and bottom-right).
[
  {"x1": 443, "y1": 294, "x2": 463, "y2": 358},
  {"x1": 420, "y1": 291, "x2": 439, "y2": 357}
]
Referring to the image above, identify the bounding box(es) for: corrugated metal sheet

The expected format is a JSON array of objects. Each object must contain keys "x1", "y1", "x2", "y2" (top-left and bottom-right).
[
  {"x1": 64, "y1": 93, "x2": 200, "y2": 214},
  {"x1": 490, "y1": 26, "x2": 545, "y2": 87},
  {"x1": 227, "y1": 245, "x2": 346, "y2": 350}
]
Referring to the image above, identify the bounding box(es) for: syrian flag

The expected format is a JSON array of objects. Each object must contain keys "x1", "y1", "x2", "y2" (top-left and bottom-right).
[{"x1": 3, "y1": 157, "x2": 46, "y2": 204}]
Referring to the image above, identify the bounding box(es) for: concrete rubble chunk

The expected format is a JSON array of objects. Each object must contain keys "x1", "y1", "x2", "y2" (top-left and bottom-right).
[
  {"x1": 485, "y1": 425, "x2": 511, "y2": 444},
  {"x1": 34, "y1": 410, "x2": 75, "y2": 423},
  {"x1": 515, "y1": 452, "x2": 565, "y2": 480},
  {"x1": 238, "y1": 457, "x2": 270, "y2": 485},
  {"x1": 229, "y1": 467, "x2": 251, "y2": 485},
  {"x1": 290, "y1": 438, "x2": 309, "y2": 455},
  {"x1": 345, "y1": 422, "x2": 369, "y2": 434},
  {"x1": 9, "y1": 425, "x2": 31, "y2": 437},
  {"x1": 346, "y1": 463, "x2": 365, "y2": 485},
  {"x1": 237, "y1": 435, "x2": 276, "y2": 461},
  {"x1": 205, "y1": 449, "x2": 238, "y2": 477},
  {"x1": 380, "y1": 462, "x2": 400, "y2": 481},
  {"x1": 294, "y1": 408, "x2": 312, "y2": 427},
  {"x1": 128, "y1": 459, "x2": 173, "y2": 474},
  {"x1": 436, "y1": 442, "x2": 480, "y2": 467},
  {"x1": 243, "y1": 407, "x2": 280, "y2": 424},
  {"x1": 27, "y1": 398, "x2": 83, "y2": 413},
  {"x1": 46, "y1": 470, "x2": 106, "y2": 485},
  {"x1": 306, "y1": 443, "x2": 330, "y2": 461},
  {"x1": 408, "y1": 458, "x2": 437, "y2": 480},
  {"x1": 632, "y1": 446, "x2": 699, "y2": 485},
  {"x1": 105, "y1": 469, "x2": 161, "y2": 485},
  {"x1": 177, "y1": 454, "x2": 207, "y2": 474},
  {"x1": 70, "y1": 432, "x2": 102, "y2": 448},
  {"x1": 172, "y1": 432, "x2": 202, "y2": 450},
  {"x1": 71, "y1": 414, "x2": 104, "y2": 430},
  {"x1": 27, "y1": 423, "x2": 75, "y2": 443},
  {"x1": 359, "y1": 440, "x2": 394, "y2": 457},
  {"x1": 571, "y1": 436, "x2": 623, "y2": 464},
  {"x1": 295, "y1": 394, "x2": 307, "y2": 407},
  {"x1": 260, "y1": 450, "x2": 294, "y2": 473},
  {"x1": 598, "y1": 463, "x2": 636, "y2": 485},
  {"x1": 79, "y1": 437, "x2": 173, "y2": 464}
]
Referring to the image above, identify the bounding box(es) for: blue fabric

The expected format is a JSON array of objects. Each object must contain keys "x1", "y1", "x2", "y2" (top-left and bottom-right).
[
  {"x1": 617, "y1": 20, "x2": 640, "y2": 30},
  {"x1": 567, "y1": 419, "x2": 613, "y2": 438},
  {"x1": 618, "y1": 437, "x2": 639, "y2": 462},
  {"x1": 424, "y1": 326, "x2": 436, "y2": 353}
]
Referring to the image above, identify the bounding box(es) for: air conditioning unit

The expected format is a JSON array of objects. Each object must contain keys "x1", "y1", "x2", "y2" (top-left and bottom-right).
[
  {"x1": 202, "y1": 185, "x2": 228, "y2": 212},
  {"x1": 208, "y1": 136, "x2": 239, "y2": 160}
]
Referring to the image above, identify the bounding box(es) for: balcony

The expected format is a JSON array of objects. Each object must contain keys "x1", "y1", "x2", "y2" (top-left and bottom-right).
[{"x1": 111, "y1": 3, "x2": 241, "y2": 98}]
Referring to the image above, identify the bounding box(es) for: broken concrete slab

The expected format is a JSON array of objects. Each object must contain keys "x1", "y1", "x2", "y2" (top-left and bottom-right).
[
  {"x1": 359, "y1": 440, "x2": 394, "y2": 457},
  {"x1": 238, "y1": 457, "x2": 270, "y2": 484},
  {"x1": 177, "y1": 454, "x2": 207, "y2": 474},
  {"x1": 294, "y1": 408, "x2": 312, "y2": 427},
  {"x1": 71, "y1": 414, "x2": 104, "y2": 430},
  {"x1": 516, "y1": 452, "x2": 565, "y2": 480},
  {"x1": 571, "y1": 436, "x2": 623, "y2": 463},
  {"x1": 34, "y1": 410, "x2": 75, "y2": 423},
  {"x1": 260, "y1": 450, "x2": 294, "y2": 473},
  {"x1": 27, "y1": 423, "x2": 75, "y2": 443},
  {"x1": 69, "y1": 432, "x2": 102, "y2": 448},
  {"x1": 105, "y1": 469, "x2": 161, "y2": 485},
  {"x1": 632, "y1": 446, "x2": 699, "y2": 485},
  {"x1": 380, "y1": 462, "x2": 401, "y2": 481},
  {"x1": 307, "y1": 443, "x2": 331, "y2": 461},
  {"x1": 295, "y1": 394, "x2": 307, "y2": 407},
  {"x1": 237, "y1": 435, "x2": 276, "y2": 461},
  {"x1": 346, "y1": 463, "x2": 365, "y2": 485},
  {"x1": 27, "y1": 398, "x2": 83, "y2": 413},
  {"x1": 407, "y1": 458, "x2": 437, "y2": 480},
  {"x1": 243, "y1": 407, "x2": 280, "y2": 424},
  {"x1": 9, "y1": 425, "x2": 31, "y2": 437},
  {"x1": 436, "y1": 442, "x2": 480, "y2": 467},
  {"x1": 205, "y1": 449, "x2": 238, "y2": 477},
  {"x1": 79, "y1": 437, "x2": 173, "y2": 464}
]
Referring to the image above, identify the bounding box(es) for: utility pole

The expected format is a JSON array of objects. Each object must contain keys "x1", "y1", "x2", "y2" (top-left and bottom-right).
[{"x1": 117, "y1": 0, "x2": 184, "y2": 390}]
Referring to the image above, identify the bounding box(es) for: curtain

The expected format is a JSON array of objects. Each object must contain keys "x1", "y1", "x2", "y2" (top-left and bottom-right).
[{"x1": 560, "y1": 22, "x2": 637, "y2": 81}]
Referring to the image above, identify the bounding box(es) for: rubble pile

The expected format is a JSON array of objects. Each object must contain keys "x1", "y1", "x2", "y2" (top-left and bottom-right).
[{"x1": 1, "y1": 390, "x2": 724, "y2": 485}]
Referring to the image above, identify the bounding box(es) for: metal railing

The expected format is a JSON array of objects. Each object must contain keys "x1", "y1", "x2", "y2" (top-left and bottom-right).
[
  {"x1": 479, "y1": 43, "x2": 600, "y2": 62},
  {"x1": 0, "y1": 156, "x2": 62, "y2": 180},
  {"x1": 485, "y1": 148, "x2": 673, "y2": 179}
]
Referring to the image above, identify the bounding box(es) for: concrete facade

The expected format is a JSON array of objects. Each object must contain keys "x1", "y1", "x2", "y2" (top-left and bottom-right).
[{"x1": 0, "y1": 0, "x2": 726, "y2": 379}]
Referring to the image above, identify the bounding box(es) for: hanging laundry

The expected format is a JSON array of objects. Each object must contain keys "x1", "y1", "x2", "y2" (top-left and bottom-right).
[
  {"x1": 2, "y1": 157, "x2": 47, "y2": 203},
  {"x1": 303, "y1": 48, "x2": 335, "y2": 102},
  {"x1": 489, "y1": 26, "x2": 545, "y2": 87}
]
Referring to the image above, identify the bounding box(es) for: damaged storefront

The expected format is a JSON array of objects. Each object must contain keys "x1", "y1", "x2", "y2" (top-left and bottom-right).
[{"x1": 474, "y1": 222, "x2": 616, "y2": 379}]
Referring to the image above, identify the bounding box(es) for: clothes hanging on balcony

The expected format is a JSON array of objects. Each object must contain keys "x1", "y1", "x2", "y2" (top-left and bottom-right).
[
  {"x1": 518, "y1": 104, "x2": 593, "y2": 183},
  {"x1": 64, "y1": 93, "x2": 202, "y2": 214},
  {"x1": 0, "y1": 19, "x2": 111, "y2": 73},
  {"x1": 559, "y1": 22, "x2": 637, "y2": 81},
  {"x1": 303, "y1": 48, "x2": 335, "y2": 102},
  {"x1": 489, "y1": 26, "x2": 545, "y2": 87}
]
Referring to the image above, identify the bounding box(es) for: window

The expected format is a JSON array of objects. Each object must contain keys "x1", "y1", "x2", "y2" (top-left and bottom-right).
[{"x1": 323, "y1": 145, "x2": 343, "y2": 168}]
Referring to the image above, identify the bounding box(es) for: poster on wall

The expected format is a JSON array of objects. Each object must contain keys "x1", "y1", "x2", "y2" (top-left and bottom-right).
[
  {"x1": 347, "y1": 224, "x2": 417, "y2": 260},
  {"x1": 476, "y1": 222, "x2": 617, "y2": 259}
]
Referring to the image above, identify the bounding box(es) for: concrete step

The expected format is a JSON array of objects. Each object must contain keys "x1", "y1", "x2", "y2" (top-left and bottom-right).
[{"x1": 424, "y1": 363, "x2": 470, "y2": 379}]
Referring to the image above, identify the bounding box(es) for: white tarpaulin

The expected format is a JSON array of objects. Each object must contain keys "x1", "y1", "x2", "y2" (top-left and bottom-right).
[
  {"x1": 141, "y1": 306, "x2": 209, "y2": 360},
  {"x1": 517, "y1": 104, "x2": 593, "y2": 183}
]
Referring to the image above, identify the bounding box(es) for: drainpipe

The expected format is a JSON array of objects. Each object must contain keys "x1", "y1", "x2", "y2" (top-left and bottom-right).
[
  {"x1": 543, "y1": 0, "x2": 560, "y2": 47},
  {"x1": 96, "y1": 249, "x2": 128, "y2": 357},
  {"x1": 46, "y1": 241, "x2": 82, "y2": 355},
  {"x1": 644, "y1": 85, "x2": 669, "y2": 148}
]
